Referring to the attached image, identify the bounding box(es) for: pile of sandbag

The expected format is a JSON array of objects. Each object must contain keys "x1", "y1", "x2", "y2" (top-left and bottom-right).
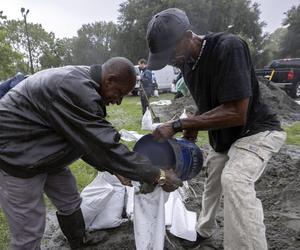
[{"x1": 80, "y1": 171, "x2": 197, "y2": 250}]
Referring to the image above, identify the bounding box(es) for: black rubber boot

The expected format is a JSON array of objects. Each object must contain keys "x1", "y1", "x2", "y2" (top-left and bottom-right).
[{"x1": 56, "y1": 209, "x2": 107, "y2": 249}]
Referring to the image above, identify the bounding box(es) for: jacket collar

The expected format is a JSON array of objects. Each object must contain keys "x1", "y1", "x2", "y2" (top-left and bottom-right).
[
  {"x1": 90, "y1": 64, "x2": 102, "y2": 85},
  {"x1": 90, "y1": 64, "x2": 107, "y2": 117}
]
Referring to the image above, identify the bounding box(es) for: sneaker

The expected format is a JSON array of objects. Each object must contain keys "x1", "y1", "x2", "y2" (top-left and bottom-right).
[{"x1": 179, "y1": 232, "x2": 210, "y2": 249}]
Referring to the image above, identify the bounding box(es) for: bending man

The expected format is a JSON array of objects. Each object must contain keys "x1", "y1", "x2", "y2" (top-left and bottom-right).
[{"x1": 0, "y1": 57, "x2": 181, "y2": 250}]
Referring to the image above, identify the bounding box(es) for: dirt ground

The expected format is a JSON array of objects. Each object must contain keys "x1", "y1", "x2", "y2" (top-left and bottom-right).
[{"x1": 42, "y1": 81, "x2": 300, "y2": 250}]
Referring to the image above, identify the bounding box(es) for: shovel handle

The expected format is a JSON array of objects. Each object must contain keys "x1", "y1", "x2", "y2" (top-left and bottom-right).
[{"x1": 140, "y1": 84, "x2": 160, "y2": 122}]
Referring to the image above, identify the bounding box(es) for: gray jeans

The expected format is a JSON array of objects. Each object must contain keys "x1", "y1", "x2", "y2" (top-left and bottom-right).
[
  {"x1": 196, "y1": 130, "x2": 286, "y2": 250},
  {"x1": 0, "y1": 167, "x2": 82, "y2": 250}
]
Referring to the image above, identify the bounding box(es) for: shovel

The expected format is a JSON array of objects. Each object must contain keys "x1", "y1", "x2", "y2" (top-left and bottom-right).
[{"x1": 140, "y1": 84, "x2": 160, "y2": 123}]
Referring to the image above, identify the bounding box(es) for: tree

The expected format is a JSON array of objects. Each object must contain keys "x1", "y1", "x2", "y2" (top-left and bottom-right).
[
  {"x1": 54, "y1": 38, "x2": 76, "y2": 66},
  {"x1": 116, "y1": 0, "x2": 265, "y2": 64},
  {"x1": 279, "y1": 4, "x2": 300, "y2": 57},
  {"x1": 0, "y1": 11, "x2": 26, "y2": 79},
  {"x1": 70, "y1": 21, "x2": 118, "y2": 65},
  {"x1": 4, "y1": 20, "x2": 63, "y2": 72},
  {"x1": 257, "y1": 28, "x2": 287, "y2": 67}
]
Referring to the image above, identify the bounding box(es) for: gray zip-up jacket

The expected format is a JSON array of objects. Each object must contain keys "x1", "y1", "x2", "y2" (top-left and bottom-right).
[{"x1": 0, "y1": 65, "x2": 158, "y2": 183}]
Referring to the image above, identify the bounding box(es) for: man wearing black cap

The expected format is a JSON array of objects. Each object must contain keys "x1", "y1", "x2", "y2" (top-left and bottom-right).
[{"x1": 146, "y1": 8, "x2": 286, "y2": 250}]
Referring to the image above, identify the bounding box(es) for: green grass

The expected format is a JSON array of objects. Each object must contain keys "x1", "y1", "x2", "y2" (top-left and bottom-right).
[
  {"x1": 106, "y1": 93, "x2": 208, "y2": 148},
  {"x1": 0, "y1": 94, "x2": 299, "y2": 248},
  {"x1": 284, "y1": 122, "x2": 300, "y2": 145},
  {"x1": 0, "y1": 212, "x2": 9, "y2": 250}
]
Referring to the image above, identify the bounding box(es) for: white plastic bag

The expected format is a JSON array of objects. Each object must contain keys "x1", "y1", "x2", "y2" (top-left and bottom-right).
[
  {"x1": 81, "y1": 172, "x2": 126, "y2": 230},
  {"x1": 150, "y1": 100, "x2": 172, "y2": 106},
  {"x1": 125, "y1": 186, "x2": 135, "y2": 220},
  {"x1": 177, "y1": 181, "x2": 192, "y2": 202},
  {"x1": 81, "y1": 172, "x2": 114, "y2": 229},
  {"x1": 141, "y1": 107, "x2": 153, "y2": 130},
  {"x1": 119, "y1": 129, "x2": 143, "y2": 142},
  {"x1": 165, "y1": 191, "x2": 197, "y2": 241},
  {"x1": 132, "y1": 186, "x2": 197, "y2": 250},
  {"x1": 88, "y1": 172, "x2": 126, "y2": 230},
  {"x1": 180, "y1": 108, "x2": 188, "y2": 119},
  {"x1": 134, "y1": 186, "x2": 169, "y2": 250}
]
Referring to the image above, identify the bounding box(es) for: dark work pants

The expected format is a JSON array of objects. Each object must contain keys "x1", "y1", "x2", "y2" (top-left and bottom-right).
[
  {"x1": 0, "y1": 167, "x2": 82, "y2": 250},
  {"x1": 140, "y1": 88, "x2": 152, "y2": 115}
]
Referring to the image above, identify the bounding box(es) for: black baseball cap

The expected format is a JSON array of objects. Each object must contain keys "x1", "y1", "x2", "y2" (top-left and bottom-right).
[{"x1": 146, "y1": 8, "x2": 190, "y2": 70}]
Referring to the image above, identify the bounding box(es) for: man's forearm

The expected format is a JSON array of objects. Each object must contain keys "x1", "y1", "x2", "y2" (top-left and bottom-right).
[{"x1": 180, "y1": 98, "x2": 249, "y2": 131}]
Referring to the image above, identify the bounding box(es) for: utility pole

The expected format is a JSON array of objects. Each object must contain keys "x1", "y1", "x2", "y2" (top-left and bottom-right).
[{"x1": 21, "y1": 7, "x2": 34, "y2": 74}]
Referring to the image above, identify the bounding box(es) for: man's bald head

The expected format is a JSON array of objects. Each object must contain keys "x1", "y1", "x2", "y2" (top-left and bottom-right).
[
  {"x1": 102, "y1": 57, "x2": 136, "y2": 87},
  {"x1": 100, "y1": 57, "x2": 136, "y2": 106}
]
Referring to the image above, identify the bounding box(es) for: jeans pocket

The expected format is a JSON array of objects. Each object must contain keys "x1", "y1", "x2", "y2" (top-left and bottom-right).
[
  {"x1": 233, "y1": 141, "x2": 269, "y2": 162},
  {"x1": 227, "y1": 142, "x2": 269, "y2": 182}
]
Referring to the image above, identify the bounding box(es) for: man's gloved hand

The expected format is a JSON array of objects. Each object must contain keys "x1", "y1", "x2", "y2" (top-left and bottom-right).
[
  {"x1": 152, "y1": 122, "x2": 175, "y2": 142},
  {"x1": 182, "y1": 129, "x2": 198, "y2": 143}
]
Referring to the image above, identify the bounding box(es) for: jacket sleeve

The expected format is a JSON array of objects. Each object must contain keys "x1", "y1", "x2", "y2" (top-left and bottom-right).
[
  {"x1": 46, "y1": 79, "x2": 159, "y2": 184},
  {"x1": 141, "y1": 70, "x2": 153, "y2": 89}
]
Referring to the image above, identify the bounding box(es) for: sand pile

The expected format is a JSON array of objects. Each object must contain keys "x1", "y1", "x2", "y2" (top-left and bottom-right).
[{"x1": 153, "y1": 80, "x2": 300, "y2": 125}]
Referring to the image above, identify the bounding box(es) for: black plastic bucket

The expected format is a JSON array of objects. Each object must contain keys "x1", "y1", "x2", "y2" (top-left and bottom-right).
[{"x1": 133, "y1": 134, "x2": 203, "y2": 181}]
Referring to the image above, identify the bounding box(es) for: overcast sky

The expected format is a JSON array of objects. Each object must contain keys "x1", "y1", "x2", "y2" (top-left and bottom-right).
[{"x1": 1, "y1": 0, "x2": 300, "y2": 38}]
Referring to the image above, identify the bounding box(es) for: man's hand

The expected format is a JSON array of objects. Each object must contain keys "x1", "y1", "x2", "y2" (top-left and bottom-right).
[
  {"x1": 182, "y1": 129, "x2": 198, "y2": 143},
  {"x1": 161, "y1": 168, "x2": 183, "y2": 192},
  {"x1": 115, "y1": 174, "x2": 132, "y2": 187},
  {"x1": 152, "y1": 122, "x2": 175, "y2": 141}
]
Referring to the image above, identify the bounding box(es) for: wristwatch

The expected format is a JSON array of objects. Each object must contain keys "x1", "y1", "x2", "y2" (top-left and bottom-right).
[
  {"x1": 157, "y1": 169, "x2": 166, "y2": 186},
  {"x1": 172, "y1": 119, "x2": 182, "y2": 132}
]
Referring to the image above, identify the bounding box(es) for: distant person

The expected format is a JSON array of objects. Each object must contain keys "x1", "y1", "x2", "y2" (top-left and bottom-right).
[
  {"x1": 0, "y1": 72, "x2": 26, "y2": 98},
  {"x1": 138, "y1": 58, "x2": 154, "y2": 114},
  {"x1": 0, "y1": 57, "x2": 182, "y2": 250},
  {"x1": 173, "y1": 72, "x2": 189, "y2": 99},
  {"x1": 146, "y1": 8, "x2": 286, "y2": 250}
]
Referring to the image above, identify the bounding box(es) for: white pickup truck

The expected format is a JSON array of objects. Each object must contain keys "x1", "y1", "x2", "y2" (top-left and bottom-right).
[{"x1": 132, "y1": 65, "x2": 178, "y2": 95}]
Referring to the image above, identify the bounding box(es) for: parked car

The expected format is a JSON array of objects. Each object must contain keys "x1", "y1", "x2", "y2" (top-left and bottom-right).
[
  {"x1": 255, "y1": 58, "x2": 300, "y2": 98},
  {"x1": 152, "y1": 65, "x2": 178, "y2": 93}
]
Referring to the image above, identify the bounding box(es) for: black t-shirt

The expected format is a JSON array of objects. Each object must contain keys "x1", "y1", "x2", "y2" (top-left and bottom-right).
[{"x1": 182, "y1": 32, "x2": 282, "y2": 152}]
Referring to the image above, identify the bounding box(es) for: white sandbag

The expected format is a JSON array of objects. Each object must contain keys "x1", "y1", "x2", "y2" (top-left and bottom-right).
[
  {"x1": 164, "y1": 192, "x2": 174, "y2": 227},
  {"x1": 125, "y1": 186, "x2": 135, "y2": 220},
  {"x1": 119, "y1": 129, "x2": 143, "y2": 142},
  {"x1": 180, "y1": 108, "x2": 188, "y2": 118},
  {"x1": 81, "y1": 172, "x2": 114, "y2": 229},
  {"x1": 88, "y1": 172, "x2": 126, "y2": 230},
  {"x1": 134, "y1": 186, "x2": 169, "y2": 250},
  {"x1": 150, "y1": 100, "x2": 172, "y2": 106},
  {"x1": 177, "y1": 181, "x2": 192, "y2": 202},
  {"x1": 131, "y1": 186, "x2": 197, "y2": 250},
  {"x1": 141, "y1": 107, "x2": 153, "y2": 131},
  {"x1": 166, "y1": 191, "x2": 197, "y2": 241}
]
